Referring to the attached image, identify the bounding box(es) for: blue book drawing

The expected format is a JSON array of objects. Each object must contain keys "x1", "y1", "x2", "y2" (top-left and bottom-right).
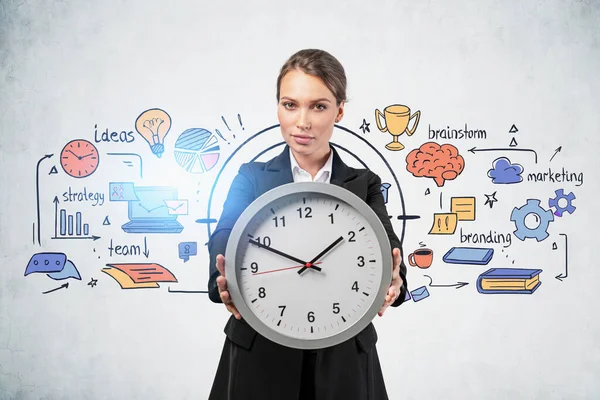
[{"x1": 477, "y1": 268, "x2": 542, "y2": 294}]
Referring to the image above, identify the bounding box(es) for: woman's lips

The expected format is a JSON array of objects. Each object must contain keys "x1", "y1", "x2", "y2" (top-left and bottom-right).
[{"x1": 292, "y1": 135, "x2": 313, "y2": 145}]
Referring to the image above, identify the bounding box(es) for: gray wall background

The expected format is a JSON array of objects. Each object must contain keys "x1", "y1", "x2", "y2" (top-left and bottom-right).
[{"x1": 1, "y1": 0, "x2": 599, "y2": 399}]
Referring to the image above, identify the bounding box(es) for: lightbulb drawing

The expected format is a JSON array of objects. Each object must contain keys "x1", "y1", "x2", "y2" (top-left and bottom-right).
[{"x1": 135, "y1": 108, "x2": 172, "y2": 158}]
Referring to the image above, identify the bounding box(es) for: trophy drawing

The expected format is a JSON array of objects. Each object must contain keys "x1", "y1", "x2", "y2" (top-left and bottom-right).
[{"x1": 375, "y1": 104, "x2": 421, "y2": 151}]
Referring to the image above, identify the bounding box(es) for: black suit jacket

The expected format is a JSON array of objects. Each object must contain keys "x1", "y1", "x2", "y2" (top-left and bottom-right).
[{"x1": 207, "y1": 145, "x2": 408, "y2": 400}]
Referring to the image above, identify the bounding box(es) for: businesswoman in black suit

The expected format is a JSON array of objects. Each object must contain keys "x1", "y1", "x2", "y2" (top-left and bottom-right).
[{"x1": 207, "y1": 49, "x2": 408, "y2": 400}]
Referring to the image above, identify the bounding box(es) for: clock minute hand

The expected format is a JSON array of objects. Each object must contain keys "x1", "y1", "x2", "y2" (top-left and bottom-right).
[
  {"x1": 248, "y1": 239, "x2": 322, "y2": 271},
  {"x1": 67, "y1": 149, "x2": 82, "y2": 160},
  {"x1": 298, "y1": 235, "x2": 344, "y2": 275}
]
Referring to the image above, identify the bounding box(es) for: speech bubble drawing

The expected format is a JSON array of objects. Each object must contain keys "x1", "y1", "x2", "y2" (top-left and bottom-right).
[{"x1": 179, "y1": 242, "x2": 198, "y2": 262}]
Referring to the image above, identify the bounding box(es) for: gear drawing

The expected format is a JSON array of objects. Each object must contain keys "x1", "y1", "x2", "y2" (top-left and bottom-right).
[
  {"x1": 510, "y1": 199, "x2": 554, "y2": 241},
  {"x1": 548, "y1": 189, "x2": 576, "y2": 217}
]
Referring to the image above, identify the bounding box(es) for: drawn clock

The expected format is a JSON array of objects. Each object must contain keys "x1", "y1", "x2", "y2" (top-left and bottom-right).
[
  {"x1": 60, "y1": 139, "x2": 100, "y2": 178},
  {"x1": 225, "y1": 182, "x2": 392, "y2": 350}
]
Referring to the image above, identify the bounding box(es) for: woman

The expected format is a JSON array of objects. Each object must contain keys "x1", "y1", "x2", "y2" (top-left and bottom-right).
[{"x1": 207, "y1": 49, "x2": 408, "y2": 400}]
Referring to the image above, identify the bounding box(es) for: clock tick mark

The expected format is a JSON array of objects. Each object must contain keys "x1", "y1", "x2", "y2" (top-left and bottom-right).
[
  {"x1": 270, "y1": 208, "x2": 275, "y2": 214},
  {"x1": 359, "y1": 227, "x2": 365, "y2": 232},
  {"x1": 362, "y1": 292, "x2": 369, "y2": 296},
  {"x1": 251, "y1": 299, "x2": 257, "y2": 303},
  {"x1": 341, "y1": 316, "x2": 346, "y2": 323},
  {"x1": 311, "y1": 326, "x2": 313, "y2": 333},
  {"x1": 335, "y1": 204, "x2": 339, "y2": 210},
  {"x1": 278, "y1": 320, "x2": 281, "y2": 326}
]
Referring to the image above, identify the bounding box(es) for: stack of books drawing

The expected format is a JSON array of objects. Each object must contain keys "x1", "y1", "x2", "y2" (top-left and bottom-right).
[
  {"x1": 102, "y1": 263, "x2": 177, "y2": 289},
  {"x1": 476, "y1": 268, "x2": 542, "y2": 294}
]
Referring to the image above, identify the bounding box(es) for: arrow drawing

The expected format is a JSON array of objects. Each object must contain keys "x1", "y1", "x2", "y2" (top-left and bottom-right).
[
  {"x1": 35, "y1": 153, "x2": 54, "y2": 246},
  {"x1": 468, "y1": 147, "x2": 538, "y2": 164},
  {"x1": 423, "y1": 275, "x2": 469, "y2": 289},
  {"x1": 549, "y1": 146, "x2": 562, "y2": 162},
  {"x1": 42, "y1": 282, "x2": 69, "y2": 294},
  {"x1": 555, "y1": 233, "x2": 568, "y2": 281},
  {"x1": 143, "y1": 236, "x2": 150, "y2": 258}
]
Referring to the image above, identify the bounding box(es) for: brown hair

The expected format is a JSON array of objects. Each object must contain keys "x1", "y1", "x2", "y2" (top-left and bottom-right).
[{"x1": 276, "y1": 49, "x2": 347, "y2": 106}]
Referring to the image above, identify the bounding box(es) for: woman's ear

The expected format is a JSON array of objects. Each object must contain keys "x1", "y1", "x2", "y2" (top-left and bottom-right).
[{"x1": 335, "y1": 101, "x2": 345, "y2": 122}]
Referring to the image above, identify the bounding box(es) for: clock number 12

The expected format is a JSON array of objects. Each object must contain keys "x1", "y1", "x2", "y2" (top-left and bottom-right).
[{"x1": 297, "y1": 207, "x2": 312, "y2": 218}]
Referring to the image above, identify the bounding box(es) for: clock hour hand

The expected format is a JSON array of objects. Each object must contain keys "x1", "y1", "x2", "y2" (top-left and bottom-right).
[
  {"x1": 248, "y1": 239, "x2": 322, "y2": 271},
  {"x1": 298, "y1": 235, "x2": 344, "y2": 275}
]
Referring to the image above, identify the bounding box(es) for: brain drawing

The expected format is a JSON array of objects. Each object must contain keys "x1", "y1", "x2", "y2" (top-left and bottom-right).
[{"x1": 406, "y1": 142, "x2": 465, "y2": 187}]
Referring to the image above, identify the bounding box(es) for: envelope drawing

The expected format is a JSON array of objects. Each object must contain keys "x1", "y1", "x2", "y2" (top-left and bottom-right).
[
  {"x1": 410, "y1": 286, "x2": 430, "y2": 302},
  {"x1": 165, "y1": 200, "x2": 188, "y2": 215}
]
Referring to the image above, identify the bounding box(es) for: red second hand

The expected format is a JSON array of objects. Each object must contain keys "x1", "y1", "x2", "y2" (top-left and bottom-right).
[{"x1": 252, "y1": 262, "x2": 322, "y2": 276}]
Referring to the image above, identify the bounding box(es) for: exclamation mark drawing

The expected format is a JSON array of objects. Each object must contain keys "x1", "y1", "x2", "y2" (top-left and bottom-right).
[{"x1": 221, "y1": 116, "x2": 235, "y2": 139}]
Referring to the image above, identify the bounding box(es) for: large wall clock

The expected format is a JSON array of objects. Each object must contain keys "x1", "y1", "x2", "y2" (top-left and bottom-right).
[{"x1": 225, "y1": 182, "x2": 392, "y2": 350}]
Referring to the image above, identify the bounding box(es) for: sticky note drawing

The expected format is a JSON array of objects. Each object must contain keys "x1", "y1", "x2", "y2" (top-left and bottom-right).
[
  {"x1": 487, "y1": 157, "x2": 523, "y2": 184},
  {"x1": 406, "y1": 142, "x2": 465, "y2": 186}
]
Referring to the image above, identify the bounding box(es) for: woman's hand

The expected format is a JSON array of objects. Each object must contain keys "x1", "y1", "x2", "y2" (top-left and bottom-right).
[
  {"x1": 378, "y1": 247, "x2": 404, "y2": 317},
  {"x1": 215, "y1": 254, "x2": 242, "y2": 320}
]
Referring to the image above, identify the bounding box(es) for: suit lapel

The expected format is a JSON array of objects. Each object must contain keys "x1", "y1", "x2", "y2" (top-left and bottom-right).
[{"x1": 257, "y1": 146, "x2": 294, "y2": 196}]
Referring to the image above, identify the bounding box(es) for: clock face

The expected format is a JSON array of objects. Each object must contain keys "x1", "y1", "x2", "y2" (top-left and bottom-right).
[
  {"x1": 60, "y1": 139, "x2": 100, "y2": 178},
  {"x1": 226, "y1": 182, "x2": 392, "y2": 350}
]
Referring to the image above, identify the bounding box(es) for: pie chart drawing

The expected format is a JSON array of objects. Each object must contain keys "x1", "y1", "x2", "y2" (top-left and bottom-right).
[{"x1": 174, "y1": 128, "x2": 221, "y2": 174}]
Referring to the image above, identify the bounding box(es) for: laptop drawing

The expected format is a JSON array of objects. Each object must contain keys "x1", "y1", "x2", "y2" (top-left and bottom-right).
[{"x1": 121, "y1": 186, "x2": 184, "y2": 234}]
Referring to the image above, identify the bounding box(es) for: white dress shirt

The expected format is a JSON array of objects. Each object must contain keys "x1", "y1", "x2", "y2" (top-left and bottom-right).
[{"x1": 289, "y1": 148, "x2": 333, "y2": 183}]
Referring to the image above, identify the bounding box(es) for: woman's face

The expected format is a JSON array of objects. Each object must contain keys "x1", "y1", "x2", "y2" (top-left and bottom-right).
[{"x1": 277, "y1": 69, "x2": 344, "y2": 160}]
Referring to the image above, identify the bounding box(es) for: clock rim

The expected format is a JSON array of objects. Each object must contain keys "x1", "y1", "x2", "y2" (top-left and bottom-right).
[
  {"x1": 60, "y1": 139, "x2": 100, "y2": 178},
  {"x1": 225, "y1": 181, "x2": 392, "y2": 350}
]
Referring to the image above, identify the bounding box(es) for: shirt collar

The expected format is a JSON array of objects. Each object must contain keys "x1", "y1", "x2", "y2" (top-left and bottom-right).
[{"x1": 289, "y1": 147, "x2": 333, "y2": 182}]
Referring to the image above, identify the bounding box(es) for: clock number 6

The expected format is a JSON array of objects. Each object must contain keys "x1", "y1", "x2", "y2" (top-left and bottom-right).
[{"x1": 307, "y1": 311, "x2": 315, "y2": 323}]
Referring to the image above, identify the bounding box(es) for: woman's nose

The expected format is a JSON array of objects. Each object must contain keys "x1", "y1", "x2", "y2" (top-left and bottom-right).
[{"x1": 296, "y1": 111, "x2": 311, "y2": 130}]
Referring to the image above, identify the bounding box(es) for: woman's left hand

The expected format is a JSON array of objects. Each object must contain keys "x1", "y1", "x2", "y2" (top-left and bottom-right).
[{"x1": 378, "y1": 247, "x2": 403, "y2": 317}]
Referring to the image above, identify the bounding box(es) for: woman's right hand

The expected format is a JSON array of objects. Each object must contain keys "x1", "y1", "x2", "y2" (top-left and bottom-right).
[{"x1": 215, "y1": 254, "x2": 242, "y2": 320}]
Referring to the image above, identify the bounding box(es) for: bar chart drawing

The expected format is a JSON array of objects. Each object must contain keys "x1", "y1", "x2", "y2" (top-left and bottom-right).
[{"x1": 52, "y1": 197, "x2": 100, "y2": 241}]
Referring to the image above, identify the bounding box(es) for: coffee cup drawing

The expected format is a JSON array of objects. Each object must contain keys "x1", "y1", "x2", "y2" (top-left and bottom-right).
[{"x1": 408, "y1": 248, "x2": 433, "y2": 269}]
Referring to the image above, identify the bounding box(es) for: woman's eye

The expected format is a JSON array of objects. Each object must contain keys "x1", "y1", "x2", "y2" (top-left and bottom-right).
[
  {"x1": 283, "y1": 102, "x2": 296, "y2": 109},
  {"x1": 314, "y1": 104, "x2": 327, "y2": 110}
]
